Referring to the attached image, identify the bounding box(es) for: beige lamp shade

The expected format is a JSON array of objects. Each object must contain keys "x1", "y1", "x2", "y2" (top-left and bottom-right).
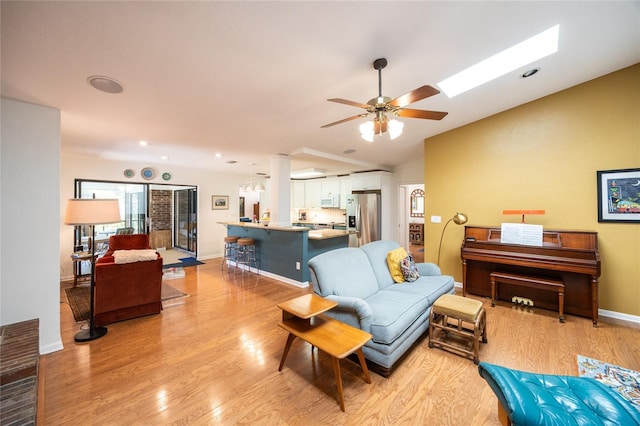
[{"x1": 64, "y1": 198, "x2": 121, "y2": 225}]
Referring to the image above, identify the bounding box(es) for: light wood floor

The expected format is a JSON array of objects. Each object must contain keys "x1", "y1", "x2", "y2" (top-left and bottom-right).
[{"x1": 49, "y1": 259, "x2": 640, "y2": 425}]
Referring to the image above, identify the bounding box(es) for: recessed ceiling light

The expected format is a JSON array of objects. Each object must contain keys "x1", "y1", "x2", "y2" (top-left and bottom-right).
[
  {"x1": 138, "y1": 140, "x2": 148, "y2": 146},
  {"x1": 214, "y1": 153, "x2": 222, "y2": 158},
  {"x1": 160, "y1": 156, "x2": 170, "y2": 160},
  {"x1": 226, "y1": 160, "x2": 237, "y2": 164},
  {"x1": 343, "y1": 149, "x2": 356, "y2": 154},
  {"x1": 438, "y1": 24, "x2": 559, "y2": 97},
  {"x1": 521, "y1": 68, "x2": 540, "y2": 78},
  {"x1": 87, "y1": 75, "x2": 124, "y2": 94}
]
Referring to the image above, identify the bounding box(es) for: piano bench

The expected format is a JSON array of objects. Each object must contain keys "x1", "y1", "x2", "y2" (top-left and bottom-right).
[
  {"x1": 489, "y1": 272, "x2": 565, "y2": 322},
  {"x1": 429, "y1": 294, "x2": 487, "y2": 364}
]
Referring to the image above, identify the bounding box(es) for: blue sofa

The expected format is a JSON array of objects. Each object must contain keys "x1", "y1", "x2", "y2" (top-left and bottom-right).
[
  {"x1": 308, "y1": 240, "x2": 455, "y2": 375},
  {"x1": 478, "y1": 362, "x2": 640, "y2": 425}
]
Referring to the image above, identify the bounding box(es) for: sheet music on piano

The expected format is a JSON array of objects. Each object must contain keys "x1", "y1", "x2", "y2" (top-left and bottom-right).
[{"x1": 500, "y1": 223, "x2": 543, "y2": 246}]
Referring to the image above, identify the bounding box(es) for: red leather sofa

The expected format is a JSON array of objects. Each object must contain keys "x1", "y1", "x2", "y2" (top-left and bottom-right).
[{"x1": 94, "y1": 234, "x2": 163, "y2": 326}]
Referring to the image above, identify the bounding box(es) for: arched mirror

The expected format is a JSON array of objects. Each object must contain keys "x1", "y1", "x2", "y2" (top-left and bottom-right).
[{"x1": 410, "y1": 189, "x2": 425, "y2": 217}]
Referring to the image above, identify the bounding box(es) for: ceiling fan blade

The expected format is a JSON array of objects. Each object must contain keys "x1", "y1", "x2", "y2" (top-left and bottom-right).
[
  {"x1": 388, "y1": 85, "x2": 440, "y2": 108},
  {"x1": 321, "y1": 113, "x2": 369, "y2": 128},
  {"x1": 327, "y1": 98, "x2": 372, "y2": 109},
  {"x1": 396, "y1": 108, "x2": 448, "y2": 120}
]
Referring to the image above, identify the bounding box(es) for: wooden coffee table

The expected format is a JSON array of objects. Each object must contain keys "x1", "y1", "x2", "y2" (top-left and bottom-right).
[{"x1": 277, "y1": 293, "x2": 372, "y2": 411}]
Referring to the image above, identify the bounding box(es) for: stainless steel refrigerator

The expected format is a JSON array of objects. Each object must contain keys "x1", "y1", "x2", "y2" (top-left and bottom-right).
[{"x1": 346, "y1": 191, "x2": 381, "y2": 247}]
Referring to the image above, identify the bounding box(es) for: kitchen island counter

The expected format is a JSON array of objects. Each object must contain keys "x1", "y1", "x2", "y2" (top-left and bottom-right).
[
  {"x1": 219, "y1": 222, "x2": 348, "y2": 286},
  {"x1": 220, "y1": 222, "x2": 349, "y2": 240}
]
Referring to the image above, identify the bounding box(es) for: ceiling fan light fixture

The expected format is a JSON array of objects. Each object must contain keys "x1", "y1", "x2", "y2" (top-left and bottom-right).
[
  {"x1": 359, "y1": 121, "x2": 375, "y2": 142},
  {"x1": 388, "y1": 119, "x2": 404, "y2": 140}
]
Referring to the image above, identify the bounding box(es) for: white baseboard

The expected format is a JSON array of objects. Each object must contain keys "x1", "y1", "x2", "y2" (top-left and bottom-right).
[
  {"x1": 41, "y1": 341, "x2": 64, "y2": 354},
  {"x1": 453, "y1": 281, "x2": 640, "y2": 325},
  {"x1": 226, "y1": 261, "x2": 309, "y2": 288},
  {"x1": 599, "y1": 308, "x2": 640, "y2": 325}
]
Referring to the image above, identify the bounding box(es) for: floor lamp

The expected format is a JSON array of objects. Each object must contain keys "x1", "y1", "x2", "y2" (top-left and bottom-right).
[
  {"x1": 437, "y1": 212, "x2": 468, "y2": 266},
  {"x1": 64, "y1": 198, "x2": 121, "y2": 342}
]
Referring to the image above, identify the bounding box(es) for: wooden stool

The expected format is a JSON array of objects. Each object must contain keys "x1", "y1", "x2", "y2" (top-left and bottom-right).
[
  {"x1": 236, "y1": 238, "x2": 259, "y2": 275},
  {"x1": 429, "y1": 294, "x2": 487, "y2": 364},
  {"x1": 222, "y1": 236, "x2": 240, "y2": 272}
]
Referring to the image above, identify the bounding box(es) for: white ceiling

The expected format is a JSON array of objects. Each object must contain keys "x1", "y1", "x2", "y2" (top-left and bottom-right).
[{"x1": 2, "y1": 1, "x2": 639, "y2": 177}]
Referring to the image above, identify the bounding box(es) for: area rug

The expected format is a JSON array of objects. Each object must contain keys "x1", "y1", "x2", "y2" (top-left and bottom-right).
[
  {"x1": 577, "y1": 355, "x2": 640, "y2": 412},
  {"x1": 163, "y1": 257, "x2": 204, "y2": 269},
  {"x1": 65, "y1": 286, "x2": 90, "y2": 322},
  {"x1": 65, "y1": 282, "x2": 188, "y2": 322}
]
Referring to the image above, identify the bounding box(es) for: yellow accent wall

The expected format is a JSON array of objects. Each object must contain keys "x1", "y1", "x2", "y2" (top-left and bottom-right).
[{"x1": 424, "y1": 63, "x2": 640, "y2": 316}]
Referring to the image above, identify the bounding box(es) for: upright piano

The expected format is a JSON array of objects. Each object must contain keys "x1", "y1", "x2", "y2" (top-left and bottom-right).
[{"x1": 460, "y1": 226, "x2": 601, "y2": 325}]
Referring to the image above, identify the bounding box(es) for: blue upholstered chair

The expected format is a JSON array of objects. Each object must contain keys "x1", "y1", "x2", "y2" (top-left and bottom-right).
[{"x1": 478, "y1": 362, "x2": 640, "y2": 425}]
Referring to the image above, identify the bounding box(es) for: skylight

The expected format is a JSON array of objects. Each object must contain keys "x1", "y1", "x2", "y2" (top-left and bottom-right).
[{"x1": 438, "y1": 25, "x2": 559, "y2": 98}]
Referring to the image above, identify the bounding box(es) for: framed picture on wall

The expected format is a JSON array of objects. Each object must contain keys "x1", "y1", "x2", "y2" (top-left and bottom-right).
[
  {"x1": 212, "y1": 195, "x2": 229, "y2": 210},
  {"x1": 239, "y1": 196, "x2": 245, "y2": 216},
  {"x1": 597, "y1": 168, "x2": 640, "y2": 223}
]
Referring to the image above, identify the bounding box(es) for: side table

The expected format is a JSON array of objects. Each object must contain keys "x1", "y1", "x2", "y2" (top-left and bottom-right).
[
  {"x1": 70, "y1": 251, "x2": 95, "y2": 287},
  {"x1": 277, "y1": 293, "x2": 372, "y2": 412}
]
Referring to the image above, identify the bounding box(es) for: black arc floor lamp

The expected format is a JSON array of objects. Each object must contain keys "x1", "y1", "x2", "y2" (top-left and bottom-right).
[
  {"x1": 437, "y1": 212, "x2": 469, "y2": 266},
  {"x1": 65, "y1": 198, "x2": 121, "y2": 342}
]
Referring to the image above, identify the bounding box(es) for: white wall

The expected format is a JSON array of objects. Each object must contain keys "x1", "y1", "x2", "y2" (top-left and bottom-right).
[
  {"x1": 60, "y1": 155, "x2": 248, "y2": 280},
  {"x1": 1, "y1": 98, "x2": 63, "y2": 354},
  {"x1": 391, "y1": 149, "x2": 424, "y2": 184}
]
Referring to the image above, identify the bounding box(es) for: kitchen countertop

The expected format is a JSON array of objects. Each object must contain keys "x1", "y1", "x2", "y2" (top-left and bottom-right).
[
  {"x1": 219, "y1": 222, "x2": 351, "y2": 240},
  {"x1": 293, "y1": 220, "x2": 347, "y2": 225}
]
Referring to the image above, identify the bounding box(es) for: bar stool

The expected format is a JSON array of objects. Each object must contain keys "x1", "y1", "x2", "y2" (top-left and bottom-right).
[
  {"x1": 222, "y1": 236, "x2": 240, "y2": 272},
  {"x1": 236, "y1": 238, "x2": 259, "y2": 275}
]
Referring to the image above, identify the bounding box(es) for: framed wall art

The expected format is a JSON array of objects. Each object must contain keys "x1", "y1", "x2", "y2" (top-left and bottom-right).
[
  {"x1": 597, "y1": 168, "x2": 640, "y2": 223},
  {"x1": 212, "y1": 195, "x2": 229, "y2": 210}
]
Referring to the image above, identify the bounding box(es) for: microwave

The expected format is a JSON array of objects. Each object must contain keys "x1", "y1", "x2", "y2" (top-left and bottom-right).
[{"x1": 320, "y1": 194, "x2": 340, "y2": 208}]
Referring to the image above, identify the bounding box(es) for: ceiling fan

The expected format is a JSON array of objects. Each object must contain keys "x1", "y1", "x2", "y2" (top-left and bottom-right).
[{"x1": 321, "y1": 58, "x2": 448, "y2": 141}]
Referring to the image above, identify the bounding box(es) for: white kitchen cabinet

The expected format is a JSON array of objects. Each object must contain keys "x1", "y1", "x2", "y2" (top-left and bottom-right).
[
  {"x1": 339, "y1": 177, "x2": 352, "y2": 209},
  {"x1": 321, "y1": 177, "x2": 339, "y2": 197},
  {"x1": 291, "y1": 181, "x2": 305, "y2": 209},
  {"x1": 304, "y1": 180, "x2": 322, "y2": 208},
  {"x1": 351, "y1": 173, "x2": 381, "y2": 191}
]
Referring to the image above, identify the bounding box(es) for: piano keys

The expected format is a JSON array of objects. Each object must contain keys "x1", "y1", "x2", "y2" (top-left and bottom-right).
[{"x1": 461, "y1": 226, "x2": 601, "y2": 326}]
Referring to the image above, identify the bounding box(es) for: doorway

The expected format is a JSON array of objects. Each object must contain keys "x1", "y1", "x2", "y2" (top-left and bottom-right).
[
  {"x1": 398, "y1": 183, "x2": 425, "y2": 263},
  {"x1": 174, "y1": 188, "x2": 197, "y2": 253}
]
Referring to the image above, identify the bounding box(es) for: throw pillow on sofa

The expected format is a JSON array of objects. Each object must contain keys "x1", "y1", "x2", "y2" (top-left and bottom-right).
[
  {"x1": 113, "y1": 249, "x2": 158, "y2": 264},
  {"x1": 400, "y1": 255, "x2": 420, "y2": 282},
  {"x1": 386, "y1": 247, "x2": 409, "y2": 283}
]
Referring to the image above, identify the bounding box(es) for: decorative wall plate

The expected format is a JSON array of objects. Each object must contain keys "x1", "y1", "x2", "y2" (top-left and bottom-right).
[
  {"x1": 141, "y1": 167, "x2": 156, "y2": 180},
  {"x1": 123, "y1": 168, "x2": 135, "y2": 178},
  {"x1": 162, "y1": 172, "x2": 172, "y2": 181}
]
